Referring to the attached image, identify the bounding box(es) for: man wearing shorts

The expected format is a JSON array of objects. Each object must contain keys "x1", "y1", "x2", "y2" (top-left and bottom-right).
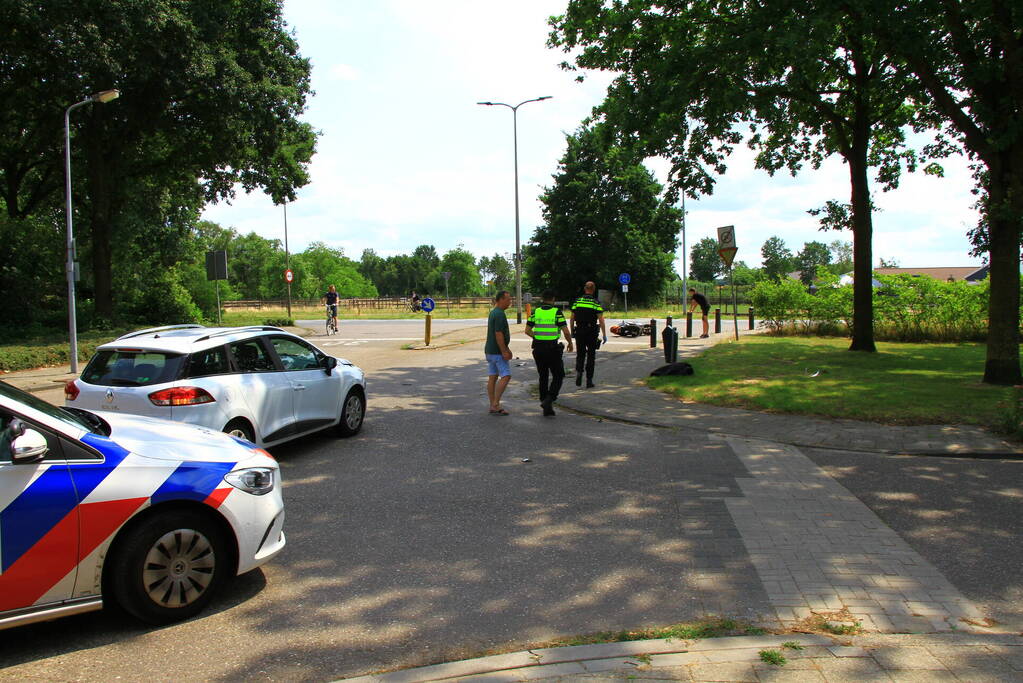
[
  {"x1": 688, "y1": 287, "x2": 711, "y2": 338},
  {"x1": 485, "y1": 290, "x2": 513, "y2": 415}
]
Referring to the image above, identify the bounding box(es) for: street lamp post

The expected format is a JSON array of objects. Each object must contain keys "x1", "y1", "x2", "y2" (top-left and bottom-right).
[
  {"x1": 64, "y1": 88, "x2": 120, "y2": 373},
  {"x1": 477, "y1": 96, "x2": 552, "y2": 324}
]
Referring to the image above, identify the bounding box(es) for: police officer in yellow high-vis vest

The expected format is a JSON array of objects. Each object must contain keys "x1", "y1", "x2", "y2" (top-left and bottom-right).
[
  {"x1": 570, "y1": 280, "x2": 607, "y2": 388},
  {"x1": 525, "y1": 290, "x2": 574, "y2": 416}
]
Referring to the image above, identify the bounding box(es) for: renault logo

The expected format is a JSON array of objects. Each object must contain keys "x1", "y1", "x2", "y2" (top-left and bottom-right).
[{"x1": 105, "y1": 389, "x2": 114, "y2": 403}]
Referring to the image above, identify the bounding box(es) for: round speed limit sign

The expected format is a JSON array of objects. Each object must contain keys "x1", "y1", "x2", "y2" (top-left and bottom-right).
[{"x1": 284, "y1": 269, "x2": 294, "y2": 283}]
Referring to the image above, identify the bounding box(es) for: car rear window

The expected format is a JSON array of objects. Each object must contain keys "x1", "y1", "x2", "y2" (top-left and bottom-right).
[
  {"x1": 81, "y1": 350, "x2": 185, "y2": 387},
  {"x1": 186, "y1": 345, "x2": 230, "y2": 378}
]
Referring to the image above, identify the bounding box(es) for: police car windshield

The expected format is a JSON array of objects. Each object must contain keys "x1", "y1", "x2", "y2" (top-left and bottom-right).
[{"x1": 0, "y1": 380, "x2": 98, "y2": 434}]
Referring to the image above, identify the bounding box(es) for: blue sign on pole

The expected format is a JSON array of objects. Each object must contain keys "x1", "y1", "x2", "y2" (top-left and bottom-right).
[
  {"x1": 421, "y1": 297, "x2": 436, "y2": 313},
  {"x1": 619, "y1": 273, "x2": 631, "y2": 285}
]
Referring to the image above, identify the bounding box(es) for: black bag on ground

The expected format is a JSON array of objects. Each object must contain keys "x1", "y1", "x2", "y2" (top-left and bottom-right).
[{"x1": 650, "y1": 362, "x2": 694, "y2": 377}]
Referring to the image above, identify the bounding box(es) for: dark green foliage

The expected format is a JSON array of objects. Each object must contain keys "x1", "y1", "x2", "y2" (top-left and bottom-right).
[
  {"x1": 0, "y1": 0, "x2": 316, "y2": 319},
  {"x1": 439, "y1": 247, "x2": 484, "y2": 297},
  {"x1": 525, "y1": 127, "x2": 681, "y2": 304},
  {"x1": 852, "y1": 0, "x2": 1023, "y2": 383},
  {"x1": 750, "y1": 272, "x2": 994, "y2": 343},
  {"x1": 690, "y1": 237, "x2": 722, "y2": 282},
  {"x1": 760, "y1": 237, "x2": 794, "y2": 282},
  {"x1": 478, "y1": 254, "x2": 514, "y2": 295},
  {"x1": 794, "y1": 242, "x2": 832, "y2": 285}
]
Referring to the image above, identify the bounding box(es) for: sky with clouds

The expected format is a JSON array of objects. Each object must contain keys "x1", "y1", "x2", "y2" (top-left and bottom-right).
[{"x1": 200, "y1": 0, "x2": 984, "y2": 273}]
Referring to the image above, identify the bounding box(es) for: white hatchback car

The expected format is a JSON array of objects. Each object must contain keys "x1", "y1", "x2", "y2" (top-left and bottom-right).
[{"x1": 65, "y1": 325, "x2": 366, "y2": 447}]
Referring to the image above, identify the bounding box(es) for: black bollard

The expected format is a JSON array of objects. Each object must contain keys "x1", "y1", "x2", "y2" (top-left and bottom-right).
[
  {"x1": 650, "y1": 318, "x2": 657, "y2": 348},
  {"x1": 748, "y1": 307, "x2": 755, "y2": 330},
  {"x1": 686, "y1": 312, "x2": 693, "y2": 338},
  {"x1": 714, "y1": 307, "x2": 721, "y2": 334},
  {"x1": 661, "y1": 325, "x2": 673, "y2": 362}
]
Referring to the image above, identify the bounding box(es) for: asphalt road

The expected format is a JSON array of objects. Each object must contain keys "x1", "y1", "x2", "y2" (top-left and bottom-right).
[
  {"x1": 0, "y1": 339, "x2": 768, "y2": 681},
  {"x1": 3, "y1": 332, "x2": 1019, "y2": 680}
]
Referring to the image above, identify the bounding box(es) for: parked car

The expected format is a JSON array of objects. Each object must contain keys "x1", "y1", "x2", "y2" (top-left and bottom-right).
[
  {"x1": 65, "y1": 325, "x2": 366, "y2": 447},
  {"x1": 0, "y1": 379, "x2": 285, "y2": 629}
]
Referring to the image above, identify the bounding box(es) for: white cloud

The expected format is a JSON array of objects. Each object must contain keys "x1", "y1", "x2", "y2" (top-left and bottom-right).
[
  {"x1": 327, "y1": 63, "x2": 360, "y2": 81},
  {"x1": 201, "y1": 0, "x2": 984, "y2": 274}
]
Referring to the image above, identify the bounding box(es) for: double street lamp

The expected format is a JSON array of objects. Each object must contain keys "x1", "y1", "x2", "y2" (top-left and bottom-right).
[
  {"x1": 64, "y1": 89, "x2": 120, "y2": 373},
  {"x1": 477, "y1": 96, "x2": 552, "y2": 324}
]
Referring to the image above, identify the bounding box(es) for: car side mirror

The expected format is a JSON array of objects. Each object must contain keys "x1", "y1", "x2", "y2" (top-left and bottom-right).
[
  {"x1": 6, "y1": 420, "x2": 48, "y2": 463},
  {"x1": 322, "y1": 356, "x2": 338, "y2": 375}
]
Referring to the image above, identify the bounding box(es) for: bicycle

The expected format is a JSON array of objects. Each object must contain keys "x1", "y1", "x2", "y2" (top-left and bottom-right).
[{"x1": 325, "y1": 304, "x2": 338, "y2": 335}]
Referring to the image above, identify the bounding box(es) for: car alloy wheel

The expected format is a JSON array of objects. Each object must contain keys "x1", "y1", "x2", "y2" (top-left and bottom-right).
[
  {"x1": 336, "y1": 389, "x2": 364, "y2": 436},
  {"x1": 143, "y1": 529, "x2": 216, "y2": 608},
  {"x1": 109, "y1": 510, "x2": 229, "y2": 624}
]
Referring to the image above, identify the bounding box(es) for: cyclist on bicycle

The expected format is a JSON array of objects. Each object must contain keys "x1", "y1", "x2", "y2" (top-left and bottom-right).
[{"x1": 322, "y1": 285, "x2": 339, "y2": 332}]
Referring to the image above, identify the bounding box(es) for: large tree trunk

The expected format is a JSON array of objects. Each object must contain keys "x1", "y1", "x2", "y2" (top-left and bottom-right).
[
  {"x1": 85, "y1": 118, "x2": 115, "y2": 320},
  {"x1": 982, "y1": 150, "x2": 1022, "y2": 385},
  {"x1": 848, "y1": 92, "x2": 876, "y2": 352}
]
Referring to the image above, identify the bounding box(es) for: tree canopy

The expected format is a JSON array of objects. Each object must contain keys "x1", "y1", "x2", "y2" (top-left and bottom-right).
[
  {"x1": 761, "y1": 237, "x2": 795, "y2": 282},
  {"x1": 795, "y1": 241, "x2": 833, "y2": 285},
  {"x1": 0, "y1": 0, "x2": 316, "y2": 320},
  {"x1": 690, "y1": 237, "x2": 723, "y2": 283},
  {"x1": 551, "y1": 0, "x2": 1021, "y2": 380},
  {"x1": 551, "y1": 0, "x2": 931, "y2": 353},
  {"x1": 852, "y1": 0, "x2": 1023, "y2": 383},
  {"x1": 525, "y1": 127, "x2": 681, "y2": 304}
]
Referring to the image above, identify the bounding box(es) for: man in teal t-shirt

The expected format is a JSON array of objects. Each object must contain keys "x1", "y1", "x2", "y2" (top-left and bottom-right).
[{"x1": 485, "y1": 290, "x2": 513, "y2": 415}]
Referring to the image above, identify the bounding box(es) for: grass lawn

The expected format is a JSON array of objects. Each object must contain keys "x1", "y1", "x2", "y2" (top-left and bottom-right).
[{"x1": 648, "y1": 336, "x2": 1017, "y2": 428}]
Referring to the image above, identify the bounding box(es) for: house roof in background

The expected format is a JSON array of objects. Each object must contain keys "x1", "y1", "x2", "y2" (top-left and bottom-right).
[{"x1": 875, "y1": 266, "x2": 988, "y2": 281}]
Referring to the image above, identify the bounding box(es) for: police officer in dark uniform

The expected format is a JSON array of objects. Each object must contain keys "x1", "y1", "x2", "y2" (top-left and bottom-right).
[
  {"x1": 570, "y1": 281, "x2": 607, "y2": 388},
  {"x1": 525, "y1": 290, "x2": 574, "y2": 416}
]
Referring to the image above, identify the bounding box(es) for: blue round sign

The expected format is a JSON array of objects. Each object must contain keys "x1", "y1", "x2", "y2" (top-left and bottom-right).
[
  {"x1": 421, "y1": 297, "x2": 435, "y2": 313},
  {"x1": 619, "y1": 273, "x2": 631, "y2": 285}
]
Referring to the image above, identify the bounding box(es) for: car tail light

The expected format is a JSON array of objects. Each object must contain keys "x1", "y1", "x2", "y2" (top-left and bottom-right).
[
  {"x1": 148, "y1": 386, "x2": 216, "y2": 406},
  {"x1": 64, "y1": 380, "x2": 80, "y2": 401}
]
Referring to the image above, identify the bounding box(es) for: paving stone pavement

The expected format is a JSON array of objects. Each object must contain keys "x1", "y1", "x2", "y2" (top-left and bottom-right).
[{"x1": 722, "y1": 437, "x2": 987, "y2": 634}]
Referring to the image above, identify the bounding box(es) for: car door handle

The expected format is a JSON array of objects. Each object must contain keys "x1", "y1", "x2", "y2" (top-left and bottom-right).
[{"x1": 293, "y1": 384, "x2": 307, "y2": 391}]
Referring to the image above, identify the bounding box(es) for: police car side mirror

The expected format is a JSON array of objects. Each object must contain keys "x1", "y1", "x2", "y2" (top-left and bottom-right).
[{"x1": 10, "y1": 422, "x2": 48, "y2": 464}]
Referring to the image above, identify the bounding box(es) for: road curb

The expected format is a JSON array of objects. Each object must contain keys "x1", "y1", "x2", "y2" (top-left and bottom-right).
[{"x1": 338, "y1": 634, "x2": 836, "y2": 682}]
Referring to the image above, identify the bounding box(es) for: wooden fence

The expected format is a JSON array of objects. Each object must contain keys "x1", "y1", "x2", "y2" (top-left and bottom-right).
[{"x1": 222, "y1": 296, "x2": 497, "y2": 311}]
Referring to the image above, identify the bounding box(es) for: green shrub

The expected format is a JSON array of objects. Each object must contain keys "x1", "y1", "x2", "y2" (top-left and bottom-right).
[
  {"x1": 750, "y1": 272, "x2": 996, "y2": 343},
  {"x1": 263, "y1": 317, "x2": 294, "y2": 327}
]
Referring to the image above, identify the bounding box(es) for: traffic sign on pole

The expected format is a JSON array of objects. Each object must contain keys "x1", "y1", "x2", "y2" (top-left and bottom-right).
[
  {"x1": 619, "y1": 273, "x2": 631, "y2": 285},
  {"x1": 716, "y1": 225, "x2": 736, "y2": 249},
  {"x1": 284, "y1": 268, "x2": 294, "y2": 283},
  {"x1": 718, "y1": 247, "x2": 738, "y2": 267},
  {"x1": 421, "y1": 297, "x2": 435, "y2": 313}
]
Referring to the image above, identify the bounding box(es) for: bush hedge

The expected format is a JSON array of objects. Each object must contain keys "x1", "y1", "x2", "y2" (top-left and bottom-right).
[{"x1": 750, "y1": 271, "x2": 994, "y2": 342}]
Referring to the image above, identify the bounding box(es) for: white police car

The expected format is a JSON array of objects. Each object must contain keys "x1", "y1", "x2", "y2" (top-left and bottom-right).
[{"x1": 0, "y1": 379, "x2": 285, "y2": 629}]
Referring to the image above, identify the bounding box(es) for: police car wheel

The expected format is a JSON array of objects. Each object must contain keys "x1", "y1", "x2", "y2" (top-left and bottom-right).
[
  {"x1": 108, "y1": 510, "x2": 230, "y2": 624},
  {"x1": 336, "y1": 388, "x2": 365, "y2": 437}
]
